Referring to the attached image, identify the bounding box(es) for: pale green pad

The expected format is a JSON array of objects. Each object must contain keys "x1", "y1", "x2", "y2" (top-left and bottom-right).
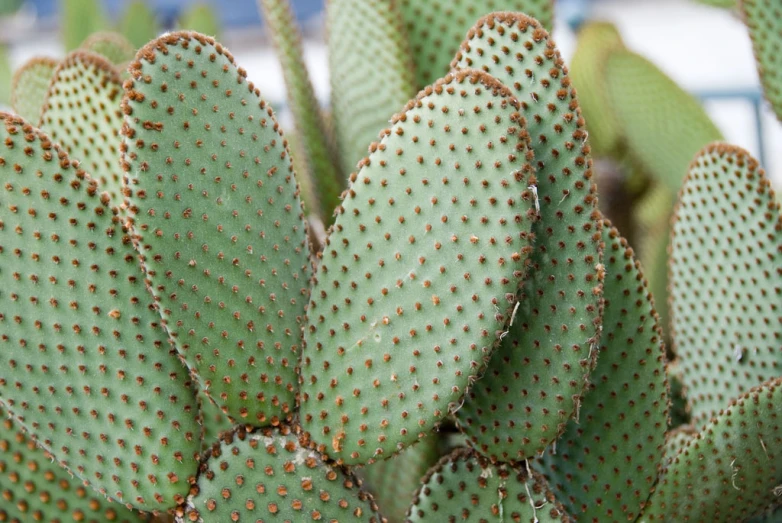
[
  {"x1": 80, "y1": 32, "x2": 136, "y2": 67},
  {"x1": 407, "y1": 448, "x2": 570, "y2": 522},
  {"x1": 742, "y1": 0, "x2": 782, "y2": 122},
  {"x1": 451, "y1": 13, "x2": 603, "y2": 462},
  {"x1": 568, "y1": 21, "x2": 625, "y2": 158},
  {"x1": 605, "y1": 48, "x2": 723, "y2": 194},
  {"x1": 10, "y1": 57, "x2": 57, "y2": 123},
  {"x1": 260, "y1": 0, "x2": 343, "y2": 220},
  {"x1": 177, "y1": 3, "x2": 221, "y2": 38},
  {"x1": 0, "y1": 409, "x2": 147, "y2": 522},
  {"x1": 327, "y1": 0, "x2": 417, "y2": 173},
  {"x1": 181, "y1": 426, "x2": 384, "y2": 521},
  {"x1": 669, "y1": 144, "x2": 781, "y2": 425},
  {"x1": 122, "y1": 32, "x2": 311, "y2": 426},
  {"x1": 40, "y1": 51, "x2": 125, "y2": 208},
  {"x1": 642, "y1": 377, "x2": 782, "y2": 522},
  {"x1": 539, "y1": 221, "x2": 669, "y2": 523},
  {"x1": 119, "y1": 0, "x2": 161, "y2": 50},
  {"x1": 299, "y1": 70, "x2": 537, "y2": 466},
  {"x1": 398, "y1": 0, "x2": 555, "y2": 90},
  {"x1": 0, "y1": 114, "x2": 201, "y2": 512}
]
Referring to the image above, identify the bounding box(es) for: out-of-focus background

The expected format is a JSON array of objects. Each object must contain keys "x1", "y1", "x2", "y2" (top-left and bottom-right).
[{"x1": 0, "y1": 0, "x2": 779, "y2": 186}]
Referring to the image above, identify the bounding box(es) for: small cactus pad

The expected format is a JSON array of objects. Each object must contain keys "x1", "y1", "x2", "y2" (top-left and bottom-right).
[
  {"x1": 119, "y1": 0, "x2": 161, "y2": 50},
  {"x1": 0, "y1": 409, "x2": 147, "y2": 523},
  {"x1": 80, "y1": 32, "x2": 136, "y2": 68},
  {"x1": 451, "y1": 12, "x2": 603, "y2": 461},
  {"x1": 407, "y1": 448, "x2": 571, "y2": 522},
  {"x1": 327, "y1": 0, "x2": 417, "y2": 173},
  {"x1": 742, "y1": 0, "x2": 782, "y2": 121},
  {"x1": 357, "y1": 434, "x2": 443, "y2": 523},
  {"x1": 669, "y1": 144, "x2": 781, "y2": 424},
  {"x1": 260, "y1": 0, "x2": 343, "y2": 220},
  {"x1": 397, "y1": 0, "x2": 555, "y2": 89},
  {"x1": 643, "y1": 377, "x2": 782, "y2": 521},
  {"x1": 568, "y1": 21, "x2": 625, "y2": 158},
  {"x1": 122, "y1": 32, "x2": 311, "y2": 426},
  {"x1": 539, "y1": 221, "x2": 668, "y2": 523},
  {"x1": 605, "y1": 48, "x2": 723, "y2": 194},
  {"x1": 10, "y1": 56, "x2": 57, "y2": 124},
  {"x1": 40, "y1": 51, "x2": 125, "y2": 207},
  {"x1": 0, "y1": 113, "x2": 202, "y2": 511},
  {"x1": 300, "y1": 70, "x2": 538, "y2": 465},
  {"x1": 179, "y1": 426, "x2": 384, "y2": 522}
]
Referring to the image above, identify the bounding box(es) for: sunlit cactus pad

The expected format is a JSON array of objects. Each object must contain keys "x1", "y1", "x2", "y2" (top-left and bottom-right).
[
  {"x1": 179, "y1": 425, "x2": 384, "y2": 522},
  {"x1": 407, "y1": 448, "x2": 571, "y2": 522},
  {"x1": 539, "y1": 221, "x2": 668, "y2": 523},
  {"x1": 300, "y1": 69, "x2": 538, "y2": 465},
  {"x1": 40, "y1": 51, "x2": 126, "y2": 207},
  {"x1": 0, "y1": 410, "x2": 147, "y2": 523},
  {"x1": 451, "y1": 12, "x2": 603, "y2": 462},
  {"x1": 0, "y1": 113, "x2": 202, "y2": 512},
  {"x1": 669, "y1": 144, "x2": 781, "y2": 424},
  {"x1": 398, "y1": 0, "x2": 554, "y2": 89},
  {"x1": 122, "y1": 31, "x2": 311, "y2": 426},
  {"x1": 643, "y1": 377, "x2": 782, "y2": 521},
  {"x1": 10, "y1": 56, "x2": 57, "y2": 124}
]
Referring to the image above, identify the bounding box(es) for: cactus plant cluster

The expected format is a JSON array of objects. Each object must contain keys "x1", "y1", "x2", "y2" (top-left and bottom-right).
[{"x1": 0, "y1": 1, "x2": 780, "y2": 522}]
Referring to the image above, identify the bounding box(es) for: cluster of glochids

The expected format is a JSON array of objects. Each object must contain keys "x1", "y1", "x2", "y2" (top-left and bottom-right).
[{"x1": 0, "y1": 3, "x2": 780, "y2": 523}]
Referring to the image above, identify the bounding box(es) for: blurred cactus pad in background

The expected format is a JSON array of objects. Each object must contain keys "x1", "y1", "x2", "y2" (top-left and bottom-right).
[{"x1": 0, "y1": 0, "x2": 780, "y2": 522}]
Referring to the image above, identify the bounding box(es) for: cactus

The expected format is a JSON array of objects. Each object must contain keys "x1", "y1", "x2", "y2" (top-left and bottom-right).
[
  {"x1": 177, "y1": 3, "x2": 221, "y2": 38},
  {"x1": 1, "y1": 2, "x2": 781, "y2": 521},
  {"x1": 80, "y1": 31, "x2": 136, "y2": 68},
  {"x1": 742, "y1": 0, "x2": 782, "y2": 121},
  {"x1": 10, "y1": 57, "x2": 57, "y2": 123},
  {"x1": 119, "y1": 0, "x2": 161, "y2": 50},
  {"x1": 61, "y1": 0, "x2": 110, "y2": 51}
]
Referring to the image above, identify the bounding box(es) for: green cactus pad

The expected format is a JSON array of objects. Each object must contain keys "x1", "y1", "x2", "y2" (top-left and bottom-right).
[
  {"x1": 742, "y1": 0, "x2": 782, "y2": 122},
  {"x1": 357, "y1": 433, "x2": 442, "y2": 523},
  {"x1": 642, "y1": 377, "x2": 782, "y2": 522},
  {"x1": 197, "y1": 388, "x2": 233, "y2": 452},
  {"x1": 327, "y1": 0, "x2": 417, "y2": 173},
  {"x1": 398, "y1": 1, "x2": 555, "y2": 90},
  {"x1": 407, "y1": 448, "x2": 571, "y2": 522},
  {"x1": 10, "y1": 57, "x2": 57, "y2": 123},
  {"x1": 0, "y1": 409, "x2": 147, "y2": 522},
  {"x1": 177, "y1": 3, "x2": 220, "y2": 38},
  {"x1": 0, "y1": 113, "x2": 202, "y2": 512},
  {"x1": 450, "y1": 12, "x2": 603, "y2": 462},
  {"x1": 61, "y1": 0, "x2": 109, "y2": 51},
  {"x1": 119, "y1": 0, "x2": 161, "y2": 50},
  {"x1": 122, "y1": 32, "x2": 311, "y2": 426},
  {"x1": 180, "y1": 425, "x2": 384, "y2": 522},
  {"x1": 568, "y1": 21, "x2": 625, "y2": 158},
  {"x1": 300, "y1": 69, "x2": 538, "y2": 465},
  {"x1": 605, "y1": 48, "x2": 723, "y2": 194},
  {"x1": 538, "y1": 221, "x2": 668, "y2": 523},
  {"x1": 260, "y1": 0, "x2": 343, "y2": 221},
  {"x1": 80, "y1": 32, "x2": 136, "y2": 68},
  {"x1": 40, "y1": 51, "x2": 125, "y2": 208},
  {"x1": 669, "y1": 144, "x2": 781, "y2": 425},
  {"x1": 0, "y1": 45, "x2": 10, "y2": 106}
]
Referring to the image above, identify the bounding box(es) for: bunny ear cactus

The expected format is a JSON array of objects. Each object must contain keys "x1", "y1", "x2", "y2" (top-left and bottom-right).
[
  {"x1": 0, "y1": 114, "x2": 202, "y2": 512},
  {"x1": 742, "y1": 0, "x2": 782, "y2": 121},
  {"x1": 121, "y1": 32, "x2": 312, "y2": 427},
  {"x1": 40, "y1": 51, "x2": 126, "y2": 208},
  {"x1": 397, "y1": 0, "x2": 555, "y2": 90},
  {"x1": 669, "y1": 144, "x2": 781, "y2": 426},
  {"x1": 300, "y1": 69, "x2": 538, "y2": 465},
  {"x1": 538, "y1": 220, "x2": 669, "y2": 522},
  {"x1": 80, "y1": 32, "x2": 137, "y2": 68},
  {"x1": 448, "y1": 12, "x2": 603, "y2": 462},
  {"x1": 10, "y1": 57, "x2": 57, "y2": 123}
]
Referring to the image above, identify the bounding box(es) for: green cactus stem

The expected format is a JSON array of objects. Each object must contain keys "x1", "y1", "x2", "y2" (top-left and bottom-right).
[
  {"x1": 0, "y1": 113, "x2": 202, "y2": 512},
  {"x1": 327, "y1": 0, "x2": 417, "y2": 173},
  {"x1": 122, "y1": 32, "x2": 311, "y2": 426},
  {"x1": 669, "y1": 143, "x2": 781, "y2": 425},
  {"x1": 259, "y1": 0, "x2": 344, "y2": 222},
  {"x1": 450, "y1": 12, "x2": 603, "y2": 463},
  {"x1": 300, "y1": 69, "x2": 538, "y2": 466},
  {"x1": 10, "y1": 56, "x2": 57, "y2": 123},
  {"x1": 80, "y1": 31, "x2": 136, "y2": 68},
  {"x1": 741, "y1": 0, "x2": 782, "y2": 121}
]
